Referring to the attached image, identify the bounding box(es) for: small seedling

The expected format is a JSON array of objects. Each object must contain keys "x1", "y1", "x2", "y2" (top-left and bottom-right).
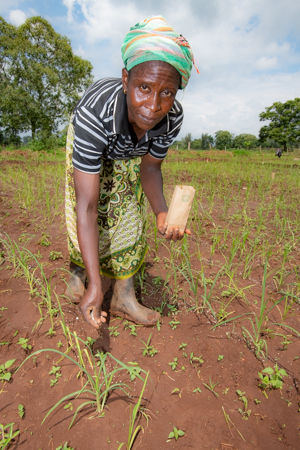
[
  {"x1": 34, "y1": 250, "x2": 43, "y2": 259},
  {"x1": 171, "y1": 388, "x2": 182, "y2": 398},
  {"x1": 218, "y1": 355, "x2": 224, "y2": 362},
  {"x1": 190, "y1": 352, "x2": 204, "y2": 367},
  {"x1": 129, "y1": 325, "x2": 137, "y2": 336},
  {"x1": 221, "y1": 288, "x2": 235, "y2": 297},
  {"x1": 203, "y1": 377, "x2": 219, "y2": 398},
  {"x1": 49, "y1": 251, "x2": 63, "y2": 261},
  {"x1": 153, "y1": 276, "x2": 162, "y2": 286},
  {"x1": 168, "y1": 426, "x2": 185, "y2": 441},
  {"x1": 38, "y1": 233, "x2": 51, "y2": 247},
  {"x1": 168, "y1": 357, "x2": 178, "y2": 371},
  {"x1": 156, "y1": 319, "x2": 161, "y2": 331},
  {"x1": 56, "y1": 443, "x2": 74, "y2": 450},
  {"x1": 169, "y1": 319, "x2": 181, "y2": 330},
  {"x1": 0, "y1": 307, "x2": 8, "y2": 318},
  {"x1": 49, "y1": 366, "x2": 62, "y2": 387},
  {"x1": 17, "y1": 338, "x2": 32, "y2": 352},
  {"x1": 254, "y1": 399, "x2": 261, "y2": 404},
  {"x1": 236, "y1": 390, "x2": 251, "y2": 420},
  {"x1": 167, "y1": 304, "x2": 178, "y2": 316},
  {"x1": 0, "y1": 422, "x2": 20, "y2": 447},
  {"x1": 108, "y1": 326, "x2": 120, "y2": 337},
  {"x1": 281, "y1": 336, "x2": 292, "y2": 351},
  {"x1": 179, "y1": 343, "x2": 187, "y2": 350},
  {"x1": 57, "y1": 341, "x2": 63, "y2": 349},
  {"x1": 18, "y1": 404, "x2": 25, "y2": 419},
  {"x1": 64, "y1": 402, "x2": 74, "y2": 411},
  {"x1": 140, "y1": 334, "x2": 158, "y2": 357},
  {"x1": 193, "y1": 388, "x2": 202, "y2": 393},
  {"x1": 222, "y1": 388, "x2": 229, "y2": 395},
  {"x1": 84, "y1": 337, "x2": 96, "y2": 347},
  {"x1": 47, "y1": 327, "x2": 56, "y2": 337},
  {"x1": 49, "y1": 366, "x2": 61, "y2": 376},
  {"x1": 127, "y1": 362, "x2": 142, "y2": 381},
  {"x1": 0, "y1": 359, "x2": 16, "y2": 382},
  {"x1": 258, "y1": 364, "x2": 288, "y2": 391}
]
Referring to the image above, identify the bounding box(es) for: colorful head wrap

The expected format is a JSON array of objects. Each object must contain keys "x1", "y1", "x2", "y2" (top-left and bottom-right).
[{"x1": 121, "y1": 16, "x2": 198, "y2": 89}]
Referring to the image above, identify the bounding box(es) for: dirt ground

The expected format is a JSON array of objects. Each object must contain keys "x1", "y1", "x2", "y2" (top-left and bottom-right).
[{"x1": 1, "y1": 153, "x2": 300, "y2": 450}]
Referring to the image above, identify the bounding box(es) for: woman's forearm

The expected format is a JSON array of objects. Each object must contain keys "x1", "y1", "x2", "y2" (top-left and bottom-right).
[
  {"x1": 140, "y1": 158, "x2": 167, "y2": 216},
  {"x1": 140, "y1": 154, "x2": 190, "y2": 241},
  {"x1": 73, "y1": 168, "x2": 102, "y2": 291},
  {"x1": 76, "y1": 207, "x2": 101, "y2": 289}
]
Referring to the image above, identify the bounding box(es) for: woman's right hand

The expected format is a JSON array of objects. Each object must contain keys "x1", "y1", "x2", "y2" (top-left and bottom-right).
[
  {"x1": 74, "y1": 168, "x2": 107, "y2": 330},
  {"x1": 79, "y1": 285, "x2": 107, "y2": 330}
]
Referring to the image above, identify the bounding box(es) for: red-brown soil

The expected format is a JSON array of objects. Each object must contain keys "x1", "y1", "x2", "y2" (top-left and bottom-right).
[{"x1": 0, "y1": 154, "x2": 300, "y2": 450}]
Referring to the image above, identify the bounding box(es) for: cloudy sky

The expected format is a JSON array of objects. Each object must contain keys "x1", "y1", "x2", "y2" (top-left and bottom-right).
[{"x1": 1, "y1": 0, "x2": 300, "y2": 139}]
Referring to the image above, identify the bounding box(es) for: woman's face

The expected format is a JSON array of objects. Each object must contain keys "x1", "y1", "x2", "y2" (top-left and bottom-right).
[{"x1": 122, "y1": 61, "x2": 180, "y2": 135}]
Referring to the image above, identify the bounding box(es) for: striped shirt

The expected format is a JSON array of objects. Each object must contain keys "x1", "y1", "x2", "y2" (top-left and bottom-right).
[{"x1": 72, "y1": 78, "x2": 183, "y2": 173}]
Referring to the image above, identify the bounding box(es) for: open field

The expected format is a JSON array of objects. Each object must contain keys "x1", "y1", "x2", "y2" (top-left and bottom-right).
[{"x1": 1, "y1": 148, "x2": 300, "y2": 449}]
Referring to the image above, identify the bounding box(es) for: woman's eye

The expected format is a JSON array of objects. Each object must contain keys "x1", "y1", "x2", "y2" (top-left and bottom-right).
[
  {"x1": 163, "y1": 90, "x2": 173, "y2": 98},
  {"x1": 140, "y1": 85, "x2": 149, "y2": 92}
]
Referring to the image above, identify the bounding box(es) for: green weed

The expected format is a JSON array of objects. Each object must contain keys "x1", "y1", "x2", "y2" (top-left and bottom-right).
[{"x1": 0, "y1": 359, "x2": 16, "y2": 382}]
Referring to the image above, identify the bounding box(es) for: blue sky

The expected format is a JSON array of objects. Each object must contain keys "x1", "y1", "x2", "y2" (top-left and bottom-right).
[{"x1": 1, "y1": 0, "x2": 300, "y2": 139}]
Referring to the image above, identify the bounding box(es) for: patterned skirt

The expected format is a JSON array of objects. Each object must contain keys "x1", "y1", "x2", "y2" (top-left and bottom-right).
[{"x1": 65, "y1": 120, "x2": 148, "y2": 279}]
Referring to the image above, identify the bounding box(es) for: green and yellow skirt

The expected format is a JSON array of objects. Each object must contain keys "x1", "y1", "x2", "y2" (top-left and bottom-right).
[{"x1": 65, "y1": 121, "x2": 148, "y2": 279}]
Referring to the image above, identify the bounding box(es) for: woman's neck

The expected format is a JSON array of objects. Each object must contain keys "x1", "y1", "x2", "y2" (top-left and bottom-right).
[{"x1": 130, "y1": 123, "x2": 147, "y2": 143}]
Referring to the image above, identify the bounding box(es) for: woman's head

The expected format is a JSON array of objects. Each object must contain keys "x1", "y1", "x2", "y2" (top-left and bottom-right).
[
  {"x1": 121, "y1": 16, "x2": 197, "y2": 134},
  {"x1": 122, "y1": 60, "x2": 180, "y2": 132},
  {"x1": 121, "y1": 15, "x2": 197, "y2": 90}
]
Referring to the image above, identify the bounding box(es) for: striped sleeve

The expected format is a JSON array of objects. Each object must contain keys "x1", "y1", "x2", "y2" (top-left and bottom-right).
[
  {"x1": 149, "y1": 101, "x2": 183, "y2": 160},
  {"x1": 72, "y1": 105, "x2": 108, "y2": 174}
]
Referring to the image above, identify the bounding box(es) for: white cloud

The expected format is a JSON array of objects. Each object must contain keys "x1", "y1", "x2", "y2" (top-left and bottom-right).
[
  {"x1": 59, "y1": 0, "x2": 300, "y2": 137},
  {"x1": 62, "y1": 0, "x2": 76, "y2": 23},
  {"x1": 179, "y1": 71, "x2": 300, "y2": 138},
  {"x1": 9, "y1": 0, "x2": 300, "y2": 138},
  {"x1": 9, "y1": 9, "x2": 27, "y2": 26},
  {"x1": 0, "y1": 0, "x2": 22, "y2": 15},
  {"x1": 63, "y1": 0, "x2": 141, "y2": 44},
  {"x1": 255, "y1": 56, "x2": 277, "y2": 71}
]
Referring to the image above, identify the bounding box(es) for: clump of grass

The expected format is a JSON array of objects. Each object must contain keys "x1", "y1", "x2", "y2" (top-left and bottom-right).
[{"x1": 16, "y1": 329, "x2": 149, "y2": 429}]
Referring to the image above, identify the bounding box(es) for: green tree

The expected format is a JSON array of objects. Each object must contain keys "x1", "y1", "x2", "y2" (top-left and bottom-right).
[
  {"x1": 214, "y1": 130, "x2": 233, "y2": 149},
  {"x1": 260, "y1": 137, "x2": 281, "y2": 148},
  {"x1": 233, "y1": 133, "x2": 258, "y2": 149},
  {"x1": 201, "y1": 133, "x2": 214, "y2": 149},
  {"x1": 182, "y1": 132, "x2": 192, "y2": 149},
  {"x1": 259, "y1": 99, "x2": 300, "y2": 151},
  {"x1": 0, "y1": 16, "x2": 93, "y2": 140},
  {"x1": 192, "y1": 138, "x2": 202, "y2": 149}
]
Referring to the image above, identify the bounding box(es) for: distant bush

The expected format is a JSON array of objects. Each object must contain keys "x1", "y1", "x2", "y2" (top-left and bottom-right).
[
  {"x1": 231, "y1": 149, "x2": 250, "y2": 156},
  {"x1": 24, "y1": 132, "x2": 66, "y2": 151}
]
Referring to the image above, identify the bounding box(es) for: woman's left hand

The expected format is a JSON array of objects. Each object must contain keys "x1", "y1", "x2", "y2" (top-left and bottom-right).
[{"x1": 156, "y1": 211, "x2": 191, "y2": 241}]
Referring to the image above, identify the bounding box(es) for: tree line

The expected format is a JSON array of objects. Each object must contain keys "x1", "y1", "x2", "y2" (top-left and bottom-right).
[
  {"x1": 175, "y1": 98, "x2": 300, "y2": 151},
  {"x1": 176, "y1": 131, "x2": 258, "y2": 150},
  {"x1": 0, "y1": 16, "x2": 299, "y2": 151}
]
